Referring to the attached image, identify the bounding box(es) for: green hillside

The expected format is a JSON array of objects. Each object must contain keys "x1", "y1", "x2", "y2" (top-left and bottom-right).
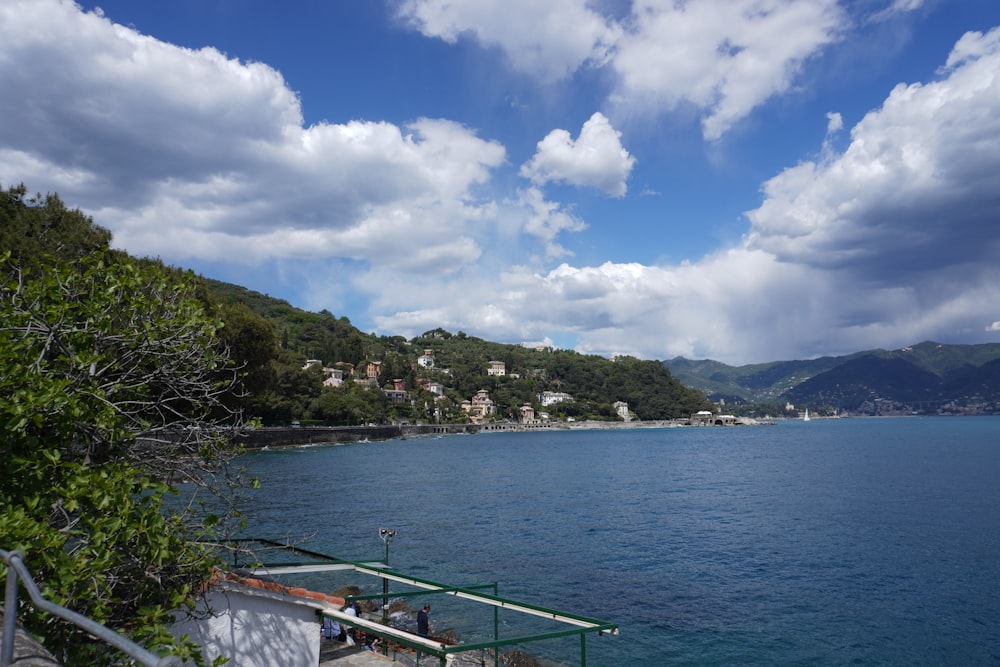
[
  {"x1": 663, "y1": 354, "x2": 854, "y2": 403},
  {"x1": 201, "y1": 280, "x2": 716, "y2": 424}
]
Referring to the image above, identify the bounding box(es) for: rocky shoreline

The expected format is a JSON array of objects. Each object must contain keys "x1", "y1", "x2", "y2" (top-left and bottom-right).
[{"x1": 239, "y1": 416, "x2": 769, "y2": 449}]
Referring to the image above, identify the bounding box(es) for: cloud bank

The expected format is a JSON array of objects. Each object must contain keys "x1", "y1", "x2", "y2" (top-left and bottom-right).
[
  {"x1": 2, "y1": 1, "x2": 999, "y2": 364},
  {"x1": 400, "y1": 0, "x2": 846, "y2": 140},
  {"x1": 377, "y1": 22, "x2": 1000, "y2": 362}
]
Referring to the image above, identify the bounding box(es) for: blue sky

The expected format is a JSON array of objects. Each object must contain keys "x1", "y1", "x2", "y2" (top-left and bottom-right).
[{"x1": 2, "y1": 0, "x2": 999, "y2": 364}]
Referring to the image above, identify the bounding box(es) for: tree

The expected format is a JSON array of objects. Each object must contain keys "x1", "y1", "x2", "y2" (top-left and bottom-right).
[
  {"x1": 1, "y1": 249, "x2": 243, "y2": 665},
  {"x1": 308, "y1": 384, "x2": 388, "y2": 425},
  {"x1": 0, "y1": 183, "x2": 114, "y2": 266},
  {"x1": 213, "y1": 300, "x2": 280, "y2": 419}
]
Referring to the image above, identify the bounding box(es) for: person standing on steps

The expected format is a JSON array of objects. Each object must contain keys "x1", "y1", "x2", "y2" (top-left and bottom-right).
[{"x1": 417, "y1": 603, "x2": 432, "y2": 637}]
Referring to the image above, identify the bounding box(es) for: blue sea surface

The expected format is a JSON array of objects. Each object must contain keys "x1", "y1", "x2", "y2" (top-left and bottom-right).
[{"x1": 239, "y1": 417, "x2": 1000, "y2": 666}]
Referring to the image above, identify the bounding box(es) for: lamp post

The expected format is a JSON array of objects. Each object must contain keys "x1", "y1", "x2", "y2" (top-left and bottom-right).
[{"x1": 379, "y1": 527, "x2": 396, "y2": 625}]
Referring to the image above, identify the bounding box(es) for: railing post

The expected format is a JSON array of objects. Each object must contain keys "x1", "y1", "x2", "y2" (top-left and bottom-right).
[{"x1": 2, "y1": 549, "x2": 22, "y2": 667}]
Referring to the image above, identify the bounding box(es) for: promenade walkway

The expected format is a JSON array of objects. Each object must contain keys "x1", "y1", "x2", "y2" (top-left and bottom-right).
[
  {"x1": 318, "y1": 640, "x2": 489, "y2": 666},
  {"x1": 319, "y1": 642, "x2": 405, "y2": 666}
]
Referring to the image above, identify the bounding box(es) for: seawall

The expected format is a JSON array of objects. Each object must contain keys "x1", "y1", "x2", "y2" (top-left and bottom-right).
[{"x1": 237, "y1": 424, "x2": 481, "y2": 449}]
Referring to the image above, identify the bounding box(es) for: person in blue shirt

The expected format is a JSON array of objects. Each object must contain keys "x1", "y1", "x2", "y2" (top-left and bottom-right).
[{"x1": 322, "y1": 616, "x2": 342, "y2": 641}]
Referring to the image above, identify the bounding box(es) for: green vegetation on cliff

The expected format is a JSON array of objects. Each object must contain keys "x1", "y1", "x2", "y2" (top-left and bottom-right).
[
  {"x1": 196, "y1": 278, "x2": 716, "y2": 423},
  {"x1": 1, "y1": 184, "x2": 237, "y2": 665}
]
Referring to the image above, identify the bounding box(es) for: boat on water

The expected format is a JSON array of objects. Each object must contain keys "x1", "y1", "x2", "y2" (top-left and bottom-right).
[{"x1": 803, "y1": 408, "x2": 811, "y2": 422}]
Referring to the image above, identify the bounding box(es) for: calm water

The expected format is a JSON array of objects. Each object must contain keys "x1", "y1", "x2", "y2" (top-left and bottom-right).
[{"x1": 239, "y1": 418, "x2": 1000, "y2": 666}]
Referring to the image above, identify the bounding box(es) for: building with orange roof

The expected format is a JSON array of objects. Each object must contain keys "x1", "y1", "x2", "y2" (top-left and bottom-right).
[{"x1": 171, "y1": 571, "x2": 345, "y2": 667}]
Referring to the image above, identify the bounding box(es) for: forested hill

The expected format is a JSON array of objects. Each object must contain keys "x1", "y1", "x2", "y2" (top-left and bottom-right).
[
  {"x1": 202, "y1": 278, "x2": 372, "y2": 367},
  {"x1": 2, "y1": 183, "x2": 712, "y2": 427},
  {"x1": 201, "y1": 278, "x2": 715, "y2": 424},
  {"x1": 665, "y1": 341, "x2": 1000, "y2": 415}
]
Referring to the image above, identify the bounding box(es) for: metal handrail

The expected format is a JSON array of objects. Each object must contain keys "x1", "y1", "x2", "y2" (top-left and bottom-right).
[{"x1": 1, "y1": 549, "x2": 182, "y2": 667}]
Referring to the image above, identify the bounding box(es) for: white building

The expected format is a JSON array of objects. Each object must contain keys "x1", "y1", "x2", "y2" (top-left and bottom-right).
[
  {"x1": 487, "y1": 360, "x2": 506, "y2": 376},
  {"x1": 422, "y1": 381, "x2": 444, "y2": 396},
  {"x1": 322, "y1": 368, "x2": 344, "y2": 387},
  {"x1": 171, "y1": 573, "x2": 344, "y2": 667},
  {"x1": 539, "y1": 391, "x2": 573, "y2": 407}
]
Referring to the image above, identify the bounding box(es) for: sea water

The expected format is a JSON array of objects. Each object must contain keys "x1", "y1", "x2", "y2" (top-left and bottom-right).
[{"x1": 238, "y1": 417, "x2": 1000, "y2": 666}]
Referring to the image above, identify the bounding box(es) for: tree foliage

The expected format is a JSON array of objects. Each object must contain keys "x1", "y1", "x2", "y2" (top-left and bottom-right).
[{"x1": 1, "y1": 185, "x2": 241, "y2": 665}]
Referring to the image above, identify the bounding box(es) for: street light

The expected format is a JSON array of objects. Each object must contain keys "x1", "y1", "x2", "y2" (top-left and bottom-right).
[{"x1": 379, "y1": 528, "x2": 396, "y2": 625}]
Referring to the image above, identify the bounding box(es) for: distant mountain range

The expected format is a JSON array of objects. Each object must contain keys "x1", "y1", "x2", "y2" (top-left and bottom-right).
[{"x1": 663, "y1": 341, "x2": 1000, "y2": 414}]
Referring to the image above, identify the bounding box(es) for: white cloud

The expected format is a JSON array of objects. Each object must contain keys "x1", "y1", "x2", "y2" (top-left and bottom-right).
[
  {"x1": 377, "y1": 26, "x2": 1000, "y2": 363},
  {"x1": 4, "y1": 0, "x2": 999, "y2": 365},
  {"x1": 870, "y1": 0, "x2": 925, "y2": 23},
  {"x1": 400, "y1": 0, "x2": 847, "y2": 141},
  {"x1": 825, "y1": 111, "x2": 844, "y2": 134},
  {"x1": 943, "y1": 26, "x2": 1000, "y2": 70},
  {"x1": 611, "y1": 0, "x2": 845, "y2": 140},
  {"x1": 520, "y1": 113, "x2": 635, "y2": 197},
  {"x1": 746, "y1": 25, "x2": 1000, "y2": 279},
  {"x1": 516, "y1": 187, "x2": 588, "y2": 258},
  {"x1": 0, "y1": 0, "x2": 505, "y2": 273},
  {"x1": 397, "y1": 0, "x2": 622, "y2": 82}
]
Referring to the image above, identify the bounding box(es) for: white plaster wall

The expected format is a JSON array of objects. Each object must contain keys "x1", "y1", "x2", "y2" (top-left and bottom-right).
[{"x1": 172, "y1": 589, "x2": 321, "y2": 667}]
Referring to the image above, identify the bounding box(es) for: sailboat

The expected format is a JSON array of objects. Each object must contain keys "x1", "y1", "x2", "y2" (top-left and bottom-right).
[{"x1": 803, "y1": 408, "x2": 811, "y2": 422}]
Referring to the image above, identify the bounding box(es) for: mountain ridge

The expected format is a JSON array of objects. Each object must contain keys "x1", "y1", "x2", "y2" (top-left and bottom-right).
[{"x1": 664, "y1": 341, "x2": 1000, "y2": 414}]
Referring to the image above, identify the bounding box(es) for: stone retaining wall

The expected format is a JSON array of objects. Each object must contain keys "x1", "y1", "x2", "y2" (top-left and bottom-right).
[{"x1": 0, "y1": 611, "x2": 60, "y2": 666}]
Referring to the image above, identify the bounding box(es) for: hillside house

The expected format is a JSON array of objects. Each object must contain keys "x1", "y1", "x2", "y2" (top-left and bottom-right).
[
  {"x1": 462, "y1": 389, "x2": 496, "y2": 422},
  {"x1": 420, "y1": 379, "x2": 444, "y2": 396},
  {"x1": 303, "y1": 360, "x2": 346, "y2": 387},
  {"x1": 417, "y1": 349, "x2": 435, "y2": 368},
  {"x1": 366, "y1": 361, "x2": 382, "y2": 380},
  {"x1": 614, "y1": 401, "x2": 631, "y2": 422},
  {"x1": 487, "y1": 360, "x2": 506, "y2": 376},
  {"x1": 322, "y1": 368, "x2": 344, "y2": 388},
  {"x1": 384, "y1": 389, "x2": 407, "y2": 404},
  {"x1": 539, "y1": 391, "x2": 573, "y2": 407}
]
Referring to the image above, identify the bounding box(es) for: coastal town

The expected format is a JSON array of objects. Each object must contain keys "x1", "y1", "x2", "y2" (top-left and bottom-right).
[{"x1": 294, "y1": 347, "x2": 717, "y2": 430}]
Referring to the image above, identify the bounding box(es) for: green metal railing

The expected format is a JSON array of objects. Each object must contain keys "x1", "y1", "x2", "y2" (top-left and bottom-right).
[{"x1": 241, "y1": 539, "x2": 618, "y2": 667}]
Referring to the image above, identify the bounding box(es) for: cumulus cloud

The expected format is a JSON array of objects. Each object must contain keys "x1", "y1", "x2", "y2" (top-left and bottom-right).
[
  {"x1": 397, "y1": 0, "x2": 622, "y2": 82},
  {"x1": 400, "y1": 0, "x2": 846, "y2": 140},
  {"x1": 611, "y1": 0, "x2": 846, "y2": 140},
  {"x1": 517, "y1": 187, "x2": 587, "y2": 258},
  {"x1": 0, "y1": 0, "x2": 505, "y2": 273},
  {"x1": 377, "y1": 26, "x2": 1000, "y2": 363},
  {"x1": 825, "y1": 112, "x2": 844, "y2": 134},
  {"x1": 4, "y1": 0, "x2": 1000, "y2": 365},
  {"x1": 520, "y1": 113, "x2": 635, "y2": 197},
  {"x1": 746, "y1": 24, "x2": 1000, "y2": 280}
]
